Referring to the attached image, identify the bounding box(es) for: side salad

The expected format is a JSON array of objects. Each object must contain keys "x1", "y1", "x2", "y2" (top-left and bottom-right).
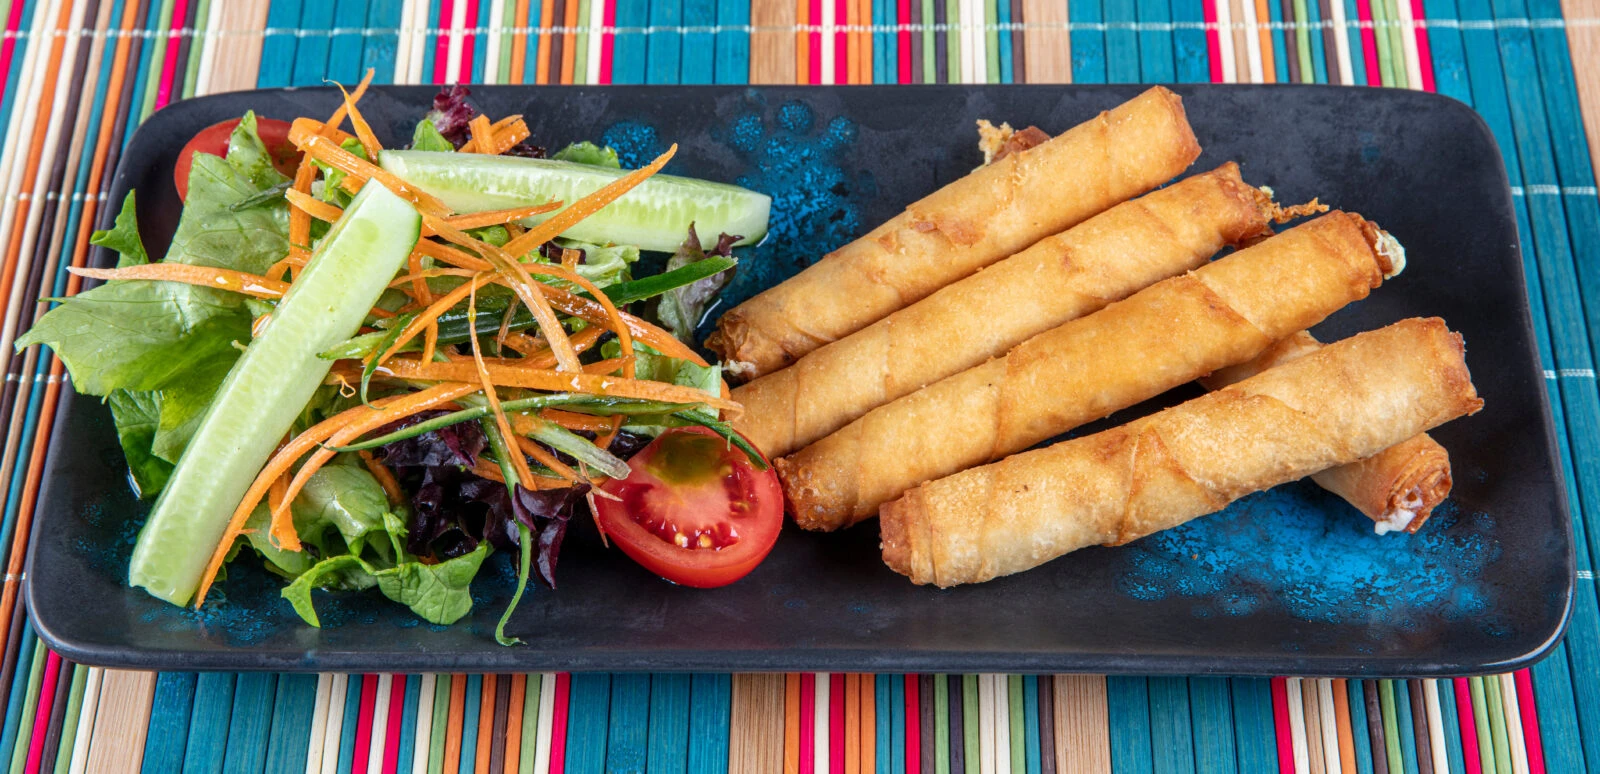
[{"x1": 19, "y1": 76, "x2": 783, "y2": 644}]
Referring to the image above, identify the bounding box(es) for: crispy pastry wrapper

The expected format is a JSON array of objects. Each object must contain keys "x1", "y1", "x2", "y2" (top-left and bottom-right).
[
  {"x1": 1201, "y1": 331, "x2": 1452, "y2": 533},
  {"x1": 733, "y1": 163, "x2": 1278, "y2": 459},
  {"x1": 708, "y1": 86, "x2": 1201, "y2": 380},
  {"x1": 881, "y1": 318, "x2": 1483, "y2": 587},
  {"x1": 779, "y1": 211, "x2": 1396, "y2": 531}
]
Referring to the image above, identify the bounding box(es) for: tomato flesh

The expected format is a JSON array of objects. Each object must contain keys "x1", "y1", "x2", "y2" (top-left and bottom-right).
[
  {"x1": 175, "y1": 117, "x2": 299, "y2": 200},
  {"x1": 596, "y1": 427, "x2": 783, "y2": 588}
]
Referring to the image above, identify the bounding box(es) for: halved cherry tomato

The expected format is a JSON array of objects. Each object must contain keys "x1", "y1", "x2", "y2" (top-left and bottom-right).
[
  {"x1": 594, "y1": 426, "x2": 783, "y2": 588},
  {"x1": 174, "y1": 117, "x2": 299, "y2": 200}
]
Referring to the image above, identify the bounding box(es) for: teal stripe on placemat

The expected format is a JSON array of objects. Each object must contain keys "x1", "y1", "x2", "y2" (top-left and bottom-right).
[
  {"x1": 997, "y1": 0, "x2": 1013, "y2": 83},
  {"x1": 605, "y1": 674, "x2": 649, "y2": 772},
  {"x1": 473, "y1": 0, "x2": 491, "y2": 83},
  {"x1": 683, "y1": 0, "x2": 715, "y2": 84},
  {"x1": 715, "y1": 0, "x2": 749, "y2": 83},
  {"x1": 1394, "y1": 680, "x2": 1421, "y2": 774},
  {"x1": 613, "y1": 0, "x2": 647, "y2": 83},
  {"x1": 263, "y1": 674, "x2": 317, "y2": 774},
  {"x1": 1346, "y1": 681, "x2": 1375, "y2": 774},
  {"x1": 1147, "y1": 677, "x2": 1196, "y2": 774},
  {"x1": 327, "y1": 0, "x2": 369, "y2": 84},
  {"x1": 1106, "y1": 677, "x2": 1153, "y2": 772},
  {"x1": 1343, "y1": 0, "x2": 1369, "y2": 83},
  {"x1": 395, "y1": 674, "x2": 422, "y2": 771},
  {"x1": 1422, "y1": 0, "x2": 1469, "y2": 99},
  {"x1": 420, "y1": 0, "x2": 440, "y2": 84},
  {"x1": 1302, "y1": 0, "x2": 1329, "y2": 82},
  {"x1": 523, "y1": 4, "x2": 540, "y2": 83},
  {"x1": 644, "y1": 674, "x2": 689, "y2": 772},
  {"x1": 1266, "y1": 0, "x2": 1291, "y2": 81},
  {"x1": 222, "y1": 674, "x2": 276, "y2": 774},
  {"x1": 891, "y1": 675, "x2": 906, "y2": 774},
  {"x1": 141, "y1": 673, "x2": 195, "y2": 773},
  {"x1": 566, "y1": 674, "x2": 611, "y2": 773},
  {"x1": 1072, "y1": 0, "x2": 1106, "y2": 82},
  {"x1": 686, "y1": 674, "x2": 730, "y2": 774},
  {"x1": 1023, "y1": 676, "x2": 1040, "y2": 774},
  {"x1": 182, "y1": 673, "x2": 233, "y2": 773},
  {"x1": 363, "y1": 0, "x2": 403, "y2": 82},
  {"x1": 1103, "y1": 0, "x2": 1139, "y2": 81},
  {"x1": 1230, "y1": 679, "x2": 1277, "y2": 774},
  {"x1": 259, "y1": 0, "x2": 302, "y2": 87},
  {"x1": 1435, "y1": 679, "x2": 1468, "y2": 774},
  {"x1": 1188, "y1": 678, "x2": 1236, "y2": 774},
  {"x1": 335, "y1": 674, "x2": 361, "y2": 773},
  {"x1": 878, "y1": 674, "x2": 893, "y2": 774},
  {"x1": 123, "y1": 0, "x2": 164, "y2": 139},
  {"x1": 1135, "y1": 0, "x2": 1175, "y2": 82},
  {"x1": 458, "y1": 674, "x2": 482, "y2": 774},
  {"x1": 0, "y1": 626, "x2": 38, "y2": 774},
  {"x1": 0, "y1": 0, "x2": 37, "y2": 149},
  {"x1": 291, "y1": 0, "x2": 337, "y2": 86},
  {"x1": 4, "y1": 638, "x2": 42, "y2": 774}
]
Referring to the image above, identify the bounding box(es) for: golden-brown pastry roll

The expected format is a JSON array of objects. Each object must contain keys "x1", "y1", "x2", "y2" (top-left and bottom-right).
[
  {"x1": 779, "y1": 211, "x2": 1400, "y2": 531},
  {"x1": 1200, "y1": 331, "x2": 1452, "y2": 534},
  {"x1": 880, "y1": 318, "x2": 1483, "y2": 587},
  {"x1": 708, "y1": 86, "x2": 1202, "y2": 380},
  {"x1": 733, "y1": 163, "x2": 1279, "y2": 459}
]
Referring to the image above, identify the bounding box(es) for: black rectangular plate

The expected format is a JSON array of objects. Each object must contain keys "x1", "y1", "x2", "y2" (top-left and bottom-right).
[{"x1": 27, "y1": 84, "x2": 1574, "y2": 676}]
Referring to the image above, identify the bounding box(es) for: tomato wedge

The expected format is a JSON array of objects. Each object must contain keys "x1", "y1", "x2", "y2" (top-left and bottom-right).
[
  {"x1": 595, "y1": 427, "x2": 783, "y2": 588},
  {"x1": 174, "y1": 117, "x2": 299, "y2": 200}
]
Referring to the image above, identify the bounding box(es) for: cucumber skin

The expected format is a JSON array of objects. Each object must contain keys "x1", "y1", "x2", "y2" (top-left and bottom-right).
[
  {"x1": 128, "y1": 184, "x2": 422, "y2": 606},
  {"x1": 378, "y1": 150, "x2": 771, "y2": 254}
]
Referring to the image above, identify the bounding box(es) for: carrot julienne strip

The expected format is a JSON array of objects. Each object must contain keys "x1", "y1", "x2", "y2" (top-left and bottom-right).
[
  {"x1": 468, "y1": 283, "x2": 541, "y2": 490},
  {"x1": 288, "y1": 118, "x2": 451, "y2": 217},
  {"x1": 358, "y1": 450, "x2": 405, "y2": 505},
  {"x1": 71, "y1": 264, "x2": 290, "y2": 299},
  {"x1": 337, "y1": 82, "x2": 384, "y2": 161},
  {"x1": 376, "y1": 272, "x2": 498, "y2": 365},
  {"x1": 514, "y1": 435, "x2": 583, "y2": 483},
  {"x1": 537, "y1": 409, "x2": 620, "y2": 433},
  {"x1": 377, "y1": 358, "x2": 742, "y2": 416},
  {"x1": 501, "y1": 144, "x2": 679, "y2": 259},
  {"x1": 443, "y1": 201, "x2": 563, "y2": 231},
  {"x1": 413, "y1": 239, "x2": 494, "y2": 272},
  {"x1": 487, "y1": 118, "x2": 531, "y2": 156},
  {"x1": 464, "y1": 114, "x2": 496, "y2": 154},
  {"x1": 284, "y1": 188, "x2": 345, "y2": 222}
]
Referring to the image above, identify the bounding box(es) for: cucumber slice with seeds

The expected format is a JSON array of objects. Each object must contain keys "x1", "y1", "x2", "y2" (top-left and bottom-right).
[{"x1": 378, "y1": 150, "x2": 770, "y2": 253}]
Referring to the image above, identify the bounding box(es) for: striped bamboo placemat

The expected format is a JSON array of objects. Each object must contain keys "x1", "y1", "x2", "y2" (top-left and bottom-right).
[{"x1": 0, "y1": 0, "x2": 1596, "y2": 771}]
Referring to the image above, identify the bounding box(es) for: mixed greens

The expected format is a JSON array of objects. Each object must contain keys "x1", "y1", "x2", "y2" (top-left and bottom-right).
[{"x1": 18, "y1": 79, "x2": 770, "y2": 641}]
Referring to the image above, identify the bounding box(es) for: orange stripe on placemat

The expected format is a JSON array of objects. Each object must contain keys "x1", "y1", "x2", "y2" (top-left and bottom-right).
[
  {"x1": 1255, "y1": 0, "x2": 1277, "y2": 82},
  {"x1": 476, "y1": 673, "x2": 497, "y2": 773},
  {"x1": 505, "y1": 674, "x2": 527, "y2": 772},
  {"x1": 443, "y1": 674, "x2": 467, "y2": 774},
  {"x1": 537, "y1": 0, "x2": 555, "y2": 84},
  {"x1": 1334, "y1": 679, "x2": 1359, "y2": 774},
  {"x1": 560, "y1": 0, "x2": 579, "y2": 83},
  {"x1": 511, "y1": 0, "x2": 531, "y2": 83},
  {"x1": 845, "y1": 0, "x2": 859, "y2": 83},
  {"x1": 859, "y1": 674, "x2": 875, "y2": 774},
  {"x1": 731, "y1": 674, "x2": 785, "y2": 774},
  {"x1": 844, "y1": 674, "x2": 860, "y2": 774},
  {"x1": 784, "y1": 673, "x2": 800, "y2": 774}
]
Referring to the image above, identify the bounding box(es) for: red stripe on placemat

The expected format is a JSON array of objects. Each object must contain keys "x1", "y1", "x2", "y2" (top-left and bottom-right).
[
  {"x1": 1271, "y1": 678, "x2": 1294, "y2": 774},
  {"x1": 1355, "y1": 0, "x2": 1380, "y2": 86},
  {"x1": 601, "y1": 0, "x2": 615, "y2": 83},
  {"x1": 1514, "y1": 669, "x2": 1546, "y2": 774},
  {"x1": 550, "y1": 673, "x2": 571, "y2": 774},
  {"x1": 809, "y1": 0, "x2": 823, "y2": 83},
  {"x1": 835, "y1": 0, "x2": 849, "y2": 83},
  {"x1": 904, "y1": 675, "x2": 920, "y2": 774},
  {"x1": 1411, "y1": 0, "x2": 1435, "y2": 91},
  {"x1": 384, "y1": 675, "x2": 407, "y2": 773},
  {"x1": 22, "y1": 652, "x2": 61, "y2": 774},
  {"x1": 800, "y1": 673, "x2": 817, "y2": 773},
  {"x1": 1454, "y1": 678, "x2": 1483, "y2": 774},
  {"x1": 897, "y1": 0, "x2": 911, "y2": 82},
  {"x1": 830, "y1": 673, "x2": 845, "y2": 773},
  {"x1": 0, "y1": 0, "x2": 23, "y2": 102},
  {"x1": 1203, "y1": 0, "x2": 1223, "y2": 83},
  {"x1": 155, "y1": 0, "x2": 191, "y2": 108},
  {"x1": 463, "y1": 0, "x2": 479, "y2": 78},
  {"x1": 351, "y1": 674, "x2": 378, "y2": 774},
  {"x1": 436, "y1": 0, "x2": 455, "y2": 84}
]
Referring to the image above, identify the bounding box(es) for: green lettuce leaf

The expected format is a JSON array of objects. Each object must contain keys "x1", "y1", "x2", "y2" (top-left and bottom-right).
[
  {"x1": 149, "y1": 345, "x2": 241, "y2": 461},
  {"x1": 106, "y1": 389, "x2": 173, "y2": 497},
  {"x1": 92, "y1": 193, "x2": 148, "y2": 268},
  {"x1": 656, "y1": 226, "x2": 732, "y2": 342},
  {"x1": 372, "y1": 544, "x2": 490, "y2": 625},
  {"x1": 411, "y1": 119, "x2": 455, "y2": 152},
  {"x1": 226, "y1": 112, "x2": 291, "y2": 191},
  {"x1": 281, "y1": 555, "x2": 376, "y2": 626},
  {"x1": 553, "y1": 141, "x2": 620, "y2": 168}
]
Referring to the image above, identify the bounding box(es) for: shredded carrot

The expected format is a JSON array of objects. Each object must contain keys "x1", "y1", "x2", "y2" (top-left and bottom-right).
[
  {"x1": 288, "y1": 118, "x2": 451, "y2": 217},
  {"x1": 514, "y1": 435, "x2": 583, "y2": 483},
  {"x1": 500, "y1": 331, "x2": 546, "y2": 356},
  {"x1": 284, "y1": 188, "x2": 345, "y2": 222},
  {"x1": 387, "y1": 267, "x2": 480, "y2": 289},
  {"x1": 464, "y1": 114, "x2": 495, "y2": 154},
  {"x1": 470, "y1": 458, "x2": 508, "y2": 483},
  {"x1": 375, "y1": 271, "x2": 497, "y2": 365},
  {"x1": 71, "y1": 265, "x2": 289, "y2": 299},
  {"x1": 405, "y1": 251, "x2": 433, "y2": 306},
  {"x1": 468, "y1": 283, "x2": 541, "y2": 489},
  {"x1": 581, "y1": 357, "x2": 631, "y2": 375},
  {"x1": 487, "y1": 118, "x2": 531, "y2": 156},
  {"x1": 286, "y1": 159, "x2": 319, "y2": 273},
  {"x1": 595, "y1": 415, "x2": 624, "y2": 450},
  {"x1": 421, "y1": 322, "x2": 439, "y2": 363},
  {"x1": 533, "y1": 409, "x2": 617, "y2": 433},
  {"x1": 443, "y1": 201, "x2": 563, "y2": 231},
  {"x1": 501, "y1": 144, "x2": 678, "y2": 259},
  {"x1": 425, "y1": 216, "x2": 582, "y2": 373},
  {"x1": 413, "y1": 239, "x2": 494, "y2": 272},
  {"x1": 495, "y1": 301, "x2": 518, "y2": 354},
  {"x1": 337, "y1": 82, "x2": 383, "y2": 161},
  {"x1": 358, "y1": 450, "x2": 405, "y2": 505},
  {"x1": 525, "y1": 261, "x2": 636, "y2": 379},
  {"x1": 252, "y1": 314, "x2": 272, "y2": 338},
  {"x1": 318, "y1": 68, "x2": 374, "y2": 141},
  {"x1": 507, "y1": 276, "x2": 702, "y2": 365},
  {"x1": 376, "y1": 358, "x2": 743, "y2": 415}
]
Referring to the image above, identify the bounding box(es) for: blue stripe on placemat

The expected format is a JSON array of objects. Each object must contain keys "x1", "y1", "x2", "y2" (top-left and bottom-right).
[
  {"x1": 1434, "y1": 679, "x2": 1467, "y2": 774},
  {"x1": 1071, "y1": 0, "x2": 1107, "y2": 83},
  {"x1": 1302, "y1": 0, "x2": 1329, "y2": 82},
  {"x1": 1347, "y1": 680, "x2": 1375, "y2": 774},
  {"x1": 395, "y1": 674, "x2": 422, "y2": 770},
  {"x1": 124, "y1": 0, "x2": 164, "y2": 137},
  {"x1": 457, "y1": 674, "x2": 482, "y2": 774},
  {"x1": 0, "y1": 0, "x2": 36, "y2": 149},
  {"x1": 686, "y1": 674, "x2": 730, "y2": 774},
  {"x1": 566, "y1": 673, "x2": 611, "y2": 773},
  {"x1": 1230, "y1": 678, "x2": 1278, "y2": 774},
  {"x1": 524, "y1": 4, "x2": 541, "y2": 83},
  {"x1": 420, "y1": 0, "x2": 440, "y2": 84},
  {"x1": 1393, "y1": 680, "x2": 1420, "y2": 773},
  {"x1": 327, "y1": 0, "x2": 369, "y2": 84},
  {"x1": 1023, "y1": 676, "x2": 1041, "y2": 774},
  {"x1": 141, "y1": 673, "x2": 196, "y2": 773},
  {"x1": 335, "y1": 673, "x2": 361, "y2": 773},
  {"x1": 472, "y1": 0, "x2": 491, "y2": 83},
  {"x1": 1172, "y1": 0, "x2": 1208, "y2": 81},
  {"x1": 1266, "y1": 0, "x2": 1290, "y2": 82},
  {"x1": 362, "y1": 0, "x2": 404, "y2": 82},
  {"x1": 878, "y1": 673, "x2": 893, "y2": 774},
  {"x1": 682, "y1": 0, "x2": 715, "y2": 84},
  {"x1": 1106, "y1": 677, "x2": 1153, "y2": 772},
  {"x1": 291, "y1": 0, "x2": 338, "y2": 86},
  {"x1": 181, "y1": 673, "x2": 234, "y2": 773},
  {"x1": 605, "y1": 674, "x2": 649, "y2": 772},
  {"x1": 221, "y1": 674, "x2": 276, "y2": 774},
  {"x1": 612, "y1": 0, "x2": 648, "y2": 83},
  {"x1": 258, "y1": 0, "x2": 302, "y2": 88},
  {"x1": 1135, "y1": 0, "x2": 1175, "y2": 82},
  {"x1": 715, "y1": 0, "x2": 750, "y2": 83},
  {"x1": 648, "y1": 0, "x2": 685, "y2": 84},
  {"x1": 997, "y1": 0, "x2": 1013, "y2": 83},
  {"x1": 1342, "y1": 0, "x2": 1369, "y2": 84},
  {"x1": 1146, "y1": 677, "x2": 1196, "y2": 774},
  {"x1": 1423, "y1": 0, "x2": 1470, "y2": 100},
  {"x1": 1188, "y1": 678, "x2": 1236, "y2": 774},
  {"x1": 262, "y1": 674, "x2": 317, "y2": 774},
  {"x1": 1103, "y1": 0, "x2": 1140, "y2": 81},
  {"x1": 645, "y1": 674, "x2": 689, "y2": 773},
  {"x1": 891, "y1": 675, "x2": 906, "y2": 774}
]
